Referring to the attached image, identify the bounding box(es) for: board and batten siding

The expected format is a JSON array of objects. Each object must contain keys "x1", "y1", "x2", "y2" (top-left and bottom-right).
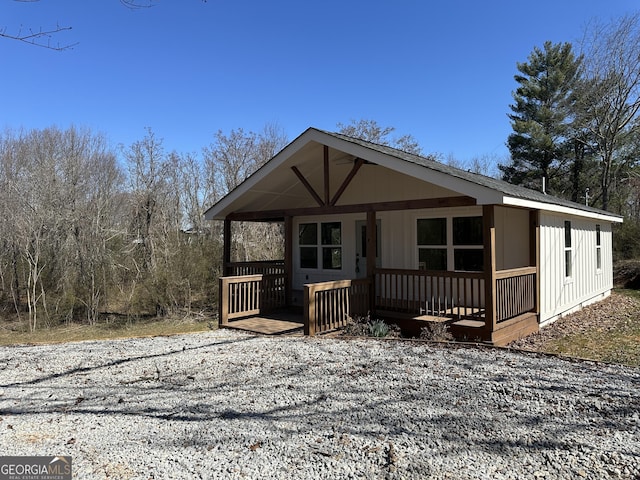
[{"x1": 539, "y1": 213, "x2": 613, "y2": 326}]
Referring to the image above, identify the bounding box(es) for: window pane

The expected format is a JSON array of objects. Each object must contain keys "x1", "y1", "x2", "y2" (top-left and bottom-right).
[
  {"x1": 565, "y1": 250, "x2": 572, "y2": 277},
  {"x1": 417, "y1": 218, "x2": 446, "y2": 245},
  {"x1": 321, "y1": 222, "x2": 341, "y2": 245},
  {"x1": 300, "y1": 247, "x2": 317, "y2": 269},
  {"x1": 596, "y1": 224, "x2": 601, "y2": 246},
  {"x1": 299, "y1": 223, "x2": 317, "y2": 245},
  {"x1": 453, "y1": 217, "x2": 483, "y2": 245},
  {"x1": 596, "y1": 248, "x2": 602, "y2": 270},
  {"x1": 360, "y1": 225, "x2": 367, "y2": 258},
  {"x1": 564, "y1": 221, "x2": 572, "y2": 248},
  {"x1": 322, "y1": 247, "x2": 342, "y2": 269},
  {"x1": 418, "y1": 248, "x2": 447, "y2": 270},
  {"x1": 454, "y1": 249, "x2": 484, "y2": 271}
]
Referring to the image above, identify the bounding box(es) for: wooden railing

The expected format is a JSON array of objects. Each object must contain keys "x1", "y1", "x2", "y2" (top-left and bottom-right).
[
  {"x1": 218, "y1": 273, "x2": 286, "y2": 326},
  {"x1": 304, "y1": 278, "x2": 371, "y2": 336},
  {"x1": 495, "y1": 267, "x2": 536, "y2": 323},
  {"x1": 226, "y1": 260, "x2": 285, "y2": 276},
  {"x1": 374, "y1": 268, "x2": 485, "y2": 319}
]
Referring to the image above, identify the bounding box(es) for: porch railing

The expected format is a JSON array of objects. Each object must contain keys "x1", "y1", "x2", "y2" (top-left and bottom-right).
[
  {"x1": 374, "y1": 268, "x2": 485, "y2": 319},
  {"x1": 304, "y1": 278, "x2": 370, "y2": 336},
  {"x1": 226, "y1": 260, "x2": 285, "y2": 276},
  {"x1": 495, "y1": 267, "x2": 537, "y2": 323},
  {"x1": 218, "y1": 273, "x2": 286, "y2": 326}
]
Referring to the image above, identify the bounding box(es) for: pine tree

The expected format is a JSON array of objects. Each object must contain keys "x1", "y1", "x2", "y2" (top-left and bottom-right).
[{"x1": 500, "y1": 42, "x2": 582, "y2": 196}]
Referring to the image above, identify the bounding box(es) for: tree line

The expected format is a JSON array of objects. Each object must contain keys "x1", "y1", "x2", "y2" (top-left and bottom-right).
[
  {"x1": 499, "y1": 14, "x2": 640, "y2": 258},
  {"x1": 0, "y1": 125, "x2": 286, "y2": 330}
]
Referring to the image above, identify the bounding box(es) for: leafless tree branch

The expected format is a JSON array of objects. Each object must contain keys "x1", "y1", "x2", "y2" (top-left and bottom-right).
[{"x1": 0, "y1": 24, "x2": 77, "y2": 51}]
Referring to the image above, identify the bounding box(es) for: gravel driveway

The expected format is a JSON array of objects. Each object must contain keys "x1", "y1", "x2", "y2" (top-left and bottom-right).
[{"x1": 0, "y1": 330, "x2": 638, "y2": 479}]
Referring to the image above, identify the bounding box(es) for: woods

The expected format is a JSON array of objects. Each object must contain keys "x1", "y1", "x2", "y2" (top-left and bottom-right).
[
  {"x1": 500, "y1": 14, "x2": 640, "y2": 259},
  {"x1": 0, "y1": 125, "x2": 285, "y2": 330}
]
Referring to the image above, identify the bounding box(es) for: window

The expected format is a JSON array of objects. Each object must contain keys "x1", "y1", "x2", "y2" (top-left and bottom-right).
[
  {"x1": 596, "y1": 224, "x2": 602, "y2": 270},
  {"x1": 417, "y1": 216, "x2": 484, "y2": 272},
  {"x1": 299, "y1": 223, "x2": 318, "y2": 269},
  {"x1": 417, "y1": 218, "x2": 447, "y2": 270},
  {"x1": 321, "y1": 222, "x2": 342, "y2": 270},
  {"x1": 298, "y1": 222, "x2": 342, "y2": 270},
  {"x1": 453, "y1": 216, "x2": 483, "y2": 271},
  {"x1": 564, "y1": 221, "x2": 572, "y2": 278}
]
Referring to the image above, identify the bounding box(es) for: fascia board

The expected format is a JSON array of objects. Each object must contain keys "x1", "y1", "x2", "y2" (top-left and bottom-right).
[
  {"x1": 203, "y1": 128, "x2": 318, "y2": 220},
  {"x1": 318, "y1": 133, "x2": 504, "y2": 205},
  {"x1": 503, "y1": 196, "x2": 624, "y2": 223}
]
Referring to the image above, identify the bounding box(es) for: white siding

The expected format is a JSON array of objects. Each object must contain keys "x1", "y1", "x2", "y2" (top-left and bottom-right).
[
  {"x1": 539, "y1": 213, "x2": 613, "y2": 325},
  {"x1": 495, "y1": 206, "x2": 530, "y2": 270}
]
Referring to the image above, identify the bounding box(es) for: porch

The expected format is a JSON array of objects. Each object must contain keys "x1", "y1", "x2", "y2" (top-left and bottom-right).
[{"x1": 218, "y1": 260, "x2": 539, "y2": 345}]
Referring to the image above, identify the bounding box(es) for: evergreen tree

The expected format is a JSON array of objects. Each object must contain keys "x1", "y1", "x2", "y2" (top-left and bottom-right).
[{"x1": 500, "y1": 41, "x2": 582, "y2": 195}]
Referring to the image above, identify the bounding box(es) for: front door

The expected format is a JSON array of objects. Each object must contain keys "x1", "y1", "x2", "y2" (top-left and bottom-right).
[{"x1": 355, "y1": 219, "x2": 381, "y2": 278}]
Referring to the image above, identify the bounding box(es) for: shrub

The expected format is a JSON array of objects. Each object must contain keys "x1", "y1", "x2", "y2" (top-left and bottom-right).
[{"x1": 420, "y1": 322, "x2": 453, "y2": 341}]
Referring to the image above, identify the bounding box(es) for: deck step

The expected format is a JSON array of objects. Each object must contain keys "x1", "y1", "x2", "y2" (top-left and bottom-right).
[{"x1": 451, "y1": 319, "x2": 485, "y2": 328}]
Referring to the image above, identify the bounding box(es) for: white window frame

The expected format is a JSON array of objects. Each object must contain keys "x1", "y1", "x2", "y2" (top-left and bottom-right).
[
  {"x1": 298, "y1": 221, "x2": 343, "y2": 271},
  {"x1": 564, "y1": 220, "x2": 573, "y2": 281},
  {"x1": 416, "y1": 215, "x2": 484, "y2": 272},
  {"x1": 595, "y1": 224, "x2": 602, "y2": 273}
]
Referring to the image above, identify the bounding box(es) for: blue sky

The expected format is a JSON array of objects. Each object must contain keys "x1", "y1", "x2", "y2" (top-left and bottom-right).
[{"x1": 2, "y1": 0, "x2": 637, "y2": 164}]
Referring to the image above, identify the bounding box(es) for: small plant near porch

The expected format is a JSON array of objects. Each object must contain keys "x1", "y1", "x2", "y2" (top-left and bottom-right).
[
  {"x1": 420, "y1": 322, "x2": 454, "y2": 342},
  {"x1": 341, "y1": 314, "x2": 401, "y2": 338}
]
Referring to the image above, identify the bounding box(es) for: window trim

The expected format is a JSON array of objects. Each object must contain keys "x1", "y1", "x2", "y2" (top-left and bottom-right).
[
  {"x1": 564, "y1": 220, "x2": 573, "y2": 281},
  {"x1": 595, "y1": 224, "x2": 602, "y2": 272},
  {"x1": 298, "y1": 221, "x2": 343, "y2": 271},
  {"x1": 417, "y1": 215, "x2": 484, "y2": 272}
]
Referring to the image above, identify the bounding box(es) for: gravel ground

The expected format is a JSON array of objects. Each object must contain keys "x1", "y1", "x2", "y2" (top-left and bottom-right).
[{"x1": 0, "y1": 330, "x2": 638, "y2": 480}]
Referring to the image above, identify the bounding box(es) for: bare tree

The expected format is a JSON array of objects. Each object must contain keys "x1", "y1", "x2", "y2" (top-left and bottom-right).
[
  {"x1": 576, "y1": 13, "x2": 640, "y2": 210},
  {"x1": 336, "y1": 119, "x2": 423, "y2": 155},
  {"x1": 2, "y1": 0, "x2": 206, "y2": 50},
  {"x1": 203, "y1": 125, "x2": 288, "y2": 262}
]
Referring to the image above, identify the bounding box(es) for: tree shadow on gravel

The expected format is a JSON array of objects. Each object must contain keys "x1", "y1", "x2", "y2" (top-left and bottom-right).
[
  {"x1": 0, "y1": 336, "x2": 638, "y2": 474},
  {"x1": 0, "y1": 334, "x2": 255, "y2": 389}
]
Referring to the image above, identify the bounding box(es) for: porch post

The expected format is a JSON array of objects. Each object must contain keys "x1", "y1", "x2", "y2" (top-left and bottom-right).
[
  {"x1": 366, "y1": 210, "x2": 377, "y2": 315},
  {"x1": 223, "y1": 218, "x2": 232, "y2": 276},
  {"x1": 284, "y1": 215, "x2": 293, "y2": 307},
  {"x1": 529, "y1": 210, "x2": 540, "y2": 318},
  {"x1": 483, "y1": 205, "x2": 497, "y2": 338}
]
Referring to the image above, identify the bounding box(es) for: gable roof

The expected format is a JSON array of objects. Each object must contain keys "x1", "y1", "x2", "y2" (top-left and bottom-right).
[{"x1": 204, "y1": 127, "x2": 623, "y2": 223}]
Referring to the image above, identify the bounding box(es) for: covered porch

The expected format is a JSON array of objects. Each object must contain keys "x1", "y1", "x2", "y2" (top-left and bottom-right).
[
  {"x1": 207, "y1": 129, "x2": 545, "y2": 345},
  {"x1": 218, "y1": 205, "x2": 540, "y2": 346}
]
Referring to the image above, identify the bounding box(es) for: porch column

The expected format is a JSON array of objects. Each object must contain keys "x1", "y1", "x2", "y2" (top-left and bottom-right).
[
  {"x1": 483, "y1": 205, "x2": 497, "y2": 337},
  {"x1": 529, "y1": 210, "x2": 540, "y2": 317},
  {"x1": 284, "y1": 215, "x2": 293, "y2": 307},
  {"x1": 223, "y1": 218, "x2": 232, "y2": 276},
  {"x1": 366, "y1": 210, "x2": 377, "y2": 314}
]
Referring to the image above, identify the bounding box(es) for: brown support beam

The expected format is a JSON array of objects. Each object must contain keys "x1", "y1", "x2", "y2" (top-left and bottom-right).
[
  {"x1": 366, "y1": 210, "x2": 377, "y2": 315},
  {"x1": 330, "y1": 158, "x2": 364, "y2": 206},
  {"x1": 529, "y1": 209, "x2": 540, "y2": 318},
  {"x1": 291, "y1": 166, "x2": 324, "y2": 207},
  {"x1": 483, "y1": 205, "x2": 497, "y2": 338},
  {"x1": 324, "y1": 145, "x2": 330, "y2": 206},
  {"x1": 284, "y1": 216, "x2": 293, "y2": 307},
  {"x1": 223, "y1": 218, "x2": 232, "y2": 276},
  {"x1": 228, "y1": 195, "x2": 477, "y2": 221}
]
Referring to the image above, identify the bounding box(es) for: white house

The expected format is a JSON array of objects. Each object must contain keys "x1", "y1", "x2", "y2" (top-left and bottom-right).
[{"x1": 205, "y1": 128, "x2": 622, "y2": 345}]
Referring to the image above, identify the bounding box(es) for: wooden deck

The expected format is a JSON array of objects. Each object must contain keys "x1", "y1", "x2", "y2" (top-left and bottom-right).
[{"x1": 222, "y1": 311, "x2": 304, "y2": 335}]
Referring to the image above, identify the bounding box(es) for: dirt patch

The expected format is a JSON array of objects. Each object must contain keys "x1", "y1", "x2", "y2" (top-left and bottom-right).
[{"x1": 508, "y1": 291, "x2": 640, "y2": 352}]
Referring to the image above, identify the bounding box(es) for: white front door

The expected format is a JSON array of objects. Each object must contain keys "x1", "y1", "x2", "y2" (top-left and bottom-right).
[{"x1": 355, "y1": 219, "x2": 381, "y2": 278}]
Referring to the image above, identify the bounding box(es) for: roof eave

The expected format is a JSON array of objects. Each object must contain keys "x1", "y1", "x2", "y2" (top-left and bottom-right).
[{"x1": 503, "y1": 196, "x2": 624, "y2": 222}]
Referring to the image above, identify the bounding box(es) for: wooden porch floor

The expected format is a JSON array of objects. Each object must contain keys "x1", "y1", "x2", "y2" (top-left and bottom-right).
[{"x1": 223, "y1": 311, "x2": 304, "y2": 335}]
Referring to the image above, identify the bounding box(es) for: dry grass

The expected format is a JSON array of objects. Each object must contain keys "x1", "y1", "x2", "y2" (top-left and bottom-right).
[
  {"x1": 509, "y1": 290, "x2": 640, "y2": 367},
  {"x1": 0, "y1": 313, "x2": 215, "y2": 346}
]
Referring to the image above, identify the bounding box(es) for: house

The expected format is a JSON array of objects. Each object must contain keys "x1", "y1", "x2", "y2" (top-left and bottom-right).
[{"x1": 204, "y1": 128, "x2": 623, "y2": 345}]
